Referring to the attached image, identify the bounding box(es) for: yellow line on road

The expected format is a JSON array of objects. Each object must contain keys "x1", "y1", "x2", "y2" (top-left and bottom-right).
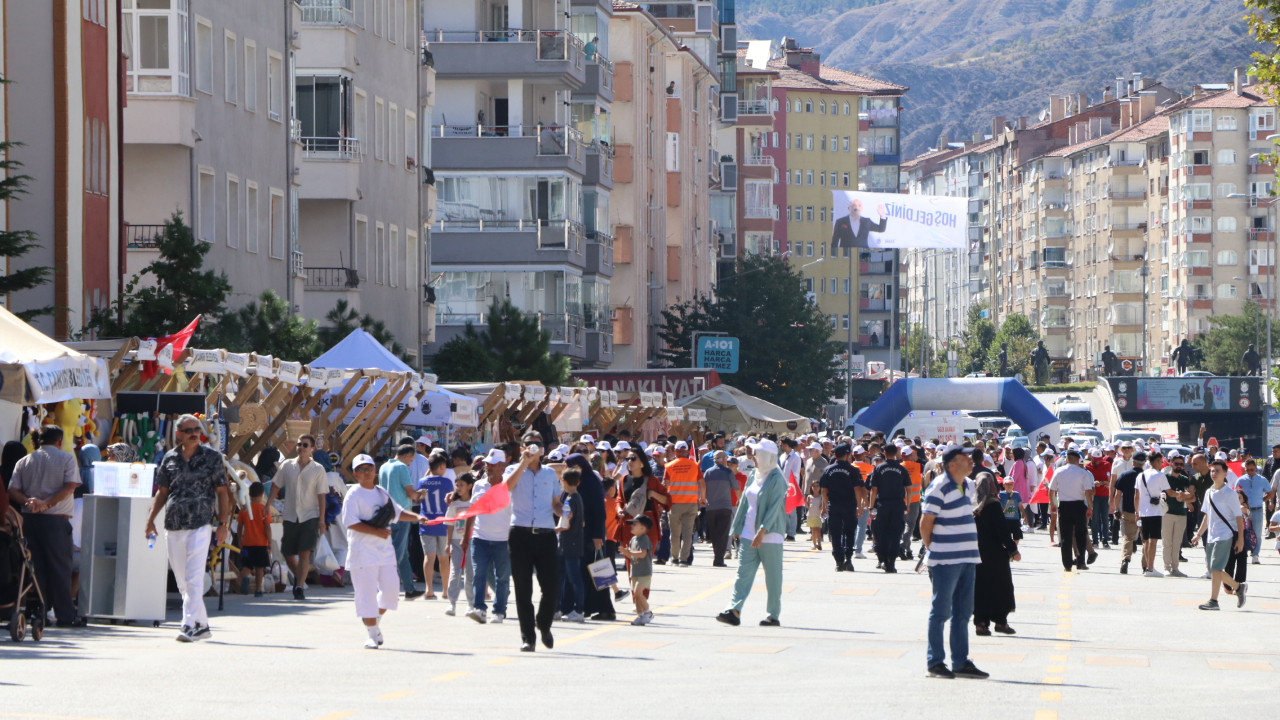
[
  {"x1": 1040, "y1": 691, "x2": 1062, "y2": 703},
  {"x1": 431, "y1": 671, "x2": 471, "y2": 682},
  {"x1": 378, "y1": 690, "x2": 414, "y2": 701},
  {"x1": 313, "y1": 714, "x2": 356, "y2": 720}
]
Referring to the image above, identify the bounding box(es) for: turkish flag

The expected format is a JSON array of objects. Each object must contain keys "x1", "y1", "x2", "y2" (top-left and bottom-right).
[
  {"x1": 1028, "y1": 480, "x2": 1050, "y2": 505},
  {"x1": 140, "y1": 316, "x2": 201, "y2": 380},
  {"x1": 424, "y1": 479, "x2": 510, "y2": 525},
  {"x1": 785, "y1": 472, "x2": 804, "y2": 513}
]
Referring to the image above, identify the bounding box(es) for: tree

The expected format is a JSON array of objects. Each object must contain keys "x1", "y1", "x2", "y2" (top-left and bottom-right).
[
  {"x1": 904, "y1": 323, "x2": 941, "y2": 377},
  {"x1": 1192, "y1": 301, "x2": 1280, "y2": 375},
  {"x1": 991, "y1": 312, "x2": 1040, "y2": 379},
  {"x1": 317, "y1": 299, "x2": 415, "y2": 366},
  {"x1": 86, "y1": 211, "x2": 231, "y2": 340},
  {"x1": 959, "y1": 303, "x2": 996, "y2": 375},
  {"x1": 428, "y1": 298, "x2": 571, "y2": 385},
  {"x1": 208, "y1": 290, "x2": 323, "y2": 362},
  {"x1": 0, "y1": 118, "x2": 52, "y2": 320},
  {"x1": 656, "y1": 254, "x2": 841, "y2": 415}
]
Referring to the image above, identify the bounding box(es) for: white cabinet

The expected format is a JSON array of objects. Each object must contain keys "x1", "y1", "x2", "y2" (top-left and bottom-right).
[{"x1": 81, "y1": 497, "x2": 168, "y2": 625}]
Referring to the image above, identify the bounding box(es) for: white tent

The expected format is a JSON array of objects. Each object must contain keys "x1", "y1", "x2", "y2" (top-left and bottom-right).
[
  {"x1": 676, "y1": 384, "x2": 811, "y2": 435},
  {"x1": 309, "y1": 329, "x2": 477, "y2": 427},
  {"x1": 0, "y1": 304, "x2": 111, "y2": 405}
]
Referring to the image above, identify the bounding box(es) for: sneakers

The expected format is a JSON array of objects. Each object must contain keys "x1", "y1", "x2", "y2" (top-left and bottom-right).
[
  {"x1": 404, "y1": 590, "x2": 425, "y2": 600},
  {"x1": 953, "y1": 661, "x2": 989, "y2": 679},
  {"x1": 175, "y1": 625, "x2": 193, "y2": 642},
  {"x1": 445, "y1": 605, "x2": 456, "y2": 617},
  {"x1": 292, "y1": 585, "x2": 306, "y2": 601},
  {"x1": 1142, "y1": 569, "x2": 1163, "y2": 578},
  {"x1": 564, "y1": 611, "x2": 585, "y2": 623},
  {"x1": 843, "y1": 560, "x2": 856, "y2": 572},
  {"x1": 553, "y1": 611, "x2": 563, "y2": 622},
  {"x1": 927, "y1": 664, "x2": 955, "y2": 679},
  {"x1": 836, "y1": 561, "x2": 846, "y2": 572},
  {"x1": 631, "y1": 615, "x2": 646, "y2": 626},
  {"x1": 374, "y1": 628, "x2": 384, "y2": 646},
  {"x1": 490, "y1": 613, "x2": 505, "y2": 624},
  {"x1": 1251, "y1": 557, "x2": 1261, "y2": 565},
  {"x1": 253, "y1": 591, "x2": 264, "y2": 598},
  {"x1": 1198, "y1": 599, "x2": 1220, "y2": 611},
  {"x1": 1086, "y1": 550, "x2": 1099, "y2": 565},
  {"x1": 465, "y1": 608, "x2": 487, "y2": 624},
  {"x1": 1168, "y1": 569, "x2": 1188, "y2": 578},
  {"x1": 614, "y1": 589, "x2": 630, "y2": 601},
  {"x1": 364, "y1": 637, "x2": 380, "y2": 649},
  {"x1": 188, "y1": 624, "x2": 211, "y2": 642},
  {"x1": 1120, "y1": 560, "x2": 1130, "y2": 574},
  {"x1": 715, "y1": 610, "x2": 741, "y2": 626},
  {"x1": 1201, "y1": 571, "x2": 1213, "y2": 580},
  {"x1": 759, "y1": 617, "x2": 780, "y2": 627},
  {"x1": 1236, "y1": 582, "x2": 1248, "y2": 608},
  {"x1": 630, "y1": 611, "x2": 653, "y2": 626},
  {"x1": 854, "y1": 552, "x2": 867, "y2": 560}
]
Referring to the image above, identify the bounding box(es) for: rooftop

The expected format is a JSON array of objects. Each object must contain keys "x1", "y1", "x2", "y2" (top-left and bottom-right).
[{"x1": 767, "y1": 58, "x2": 906, "y2": 95}]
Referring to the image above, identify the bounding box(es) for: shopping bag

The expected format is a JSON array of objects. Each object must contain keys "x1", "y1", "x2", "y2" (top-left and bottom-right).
[
  {"x1": 588, "y1": 552, "x2": 617, "y2": 591},
  {"x1": 314, "y1": 535, "x2": 339, "y2": 575}
]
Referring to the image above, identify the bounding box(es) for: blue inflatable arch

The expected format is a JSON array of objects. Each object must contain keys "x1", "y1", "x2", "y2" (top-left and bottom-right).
[{"x1": 852, "y1": 378, "x2": 1060, "y2": 443}]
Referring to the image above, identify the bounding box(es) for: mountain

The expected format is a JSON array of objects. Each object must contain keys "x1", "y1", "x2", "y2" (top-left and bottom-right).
[{"x1": 738, "y1": 0, "x2": 1261, "y2": 158}]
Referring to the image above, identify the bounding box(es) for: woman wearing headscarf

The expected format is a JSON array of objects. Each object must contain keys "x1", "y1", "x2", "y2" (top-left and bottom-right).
[
  {"x1": 565, "y1": 453, "x2": 616, "y2": 620},
  {"x1": 104, "y1": 443, "x2": 138, "y2": 464},
  {"x1": 717, "y1": 437, "x2": 787, "y2": 627},
  {"x1": 972, "y1": 471, "x2": 1020, "y2": 636},
  {"x1": 616, "y1": 447, "x2": 667, "y2": 554}
]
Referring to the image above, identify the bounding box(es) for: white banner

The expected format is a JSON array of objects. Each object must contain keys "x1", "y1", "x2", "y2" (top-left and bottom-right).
[
  {"x1": 224, "y1": 353, "x2": 250, "y2": 377},
  {"x1": 830, "y1": 191, "x2": 967, "y2": 249},
  {"x1": 20, "y1": 354, "x2": 112, "y2": 403},
  {"x1": 185, "y1": 348, "x2": 226, "y2": 374},
  {"x1": 277, "y1": 361, "x2": 303, "y2": 386},
  {"x1": 135, "y1": 339, "x2": 157, "y2": 361}
]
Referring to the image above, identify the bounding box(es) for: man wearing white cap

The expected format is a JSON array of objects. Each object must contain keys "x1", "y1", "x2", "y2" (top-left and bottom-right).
[
  {"x1": 466, "y1": 448, "x2": 513, "y2": 625},
  {"x1": 412, "y1": 436, "x2": 434, "y2": 484}
]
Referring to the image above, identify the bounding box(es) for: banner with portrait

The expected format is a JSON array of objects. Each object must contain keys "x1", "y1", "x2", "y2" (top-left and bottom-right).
[{"x1": 830, "y1": 190, "x2": 967, "y2": 250}]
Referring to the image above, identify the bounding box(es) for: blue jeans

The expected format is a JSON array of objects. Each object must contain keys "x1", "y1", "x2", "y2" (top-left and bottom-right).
[
  {"x1": 926, "y1": 562, "x2": 976, "y2": 669},
  {"x1": 1090, "y1": 496, "x2": 1110, "y2": 545},
  {"x1": 559, "y1": 553, "x2": 585, "y2": 614},
  {"x1": 1250, "y1": 508, "x2": 1265, "y2": 558},
  {"x1": 390, "y1": 522, "x2": 416, "y2": 593},
  {"x1": 786, "y1": 509, "x2": 798, "y2": 536},
  {"x1": 855, "y1": 511, "x2": 870, "y2": 553},
  {"x1": 470, "y1": 538, "x2": 510, "y2": 615}
]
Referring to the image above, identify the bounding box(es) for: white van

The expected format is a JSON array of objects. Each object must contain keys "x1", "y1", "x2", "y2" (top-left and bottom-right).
[
  {"x1": 889, "y1": 411, "x2": 983, "y2": 445},
  {"x1": 1054, "y1": 395, "x2": 1094, "y2": 426}
]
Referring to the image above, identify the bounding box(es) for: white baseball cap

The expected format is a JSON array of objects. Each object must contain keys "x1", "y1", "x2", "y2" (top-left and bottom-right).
[
  {"x1": 1167, "y1": 450, "x2": 1182, "y2": 459},
  {"x1": 648, "y1": 445, "x2": 665, "y2": 456},
  {"x1": 484, "y1": 448, "x2": 507, "y2": 465},
  {"x1": 902, "y1": 446, "x2": 915, "y2": 456},
  {"x1": 416, "y1": 435, "x2": 434, "y2": 447},
  {"x1": 597, "y1": 440, "x2": 613, "y2": 451},
  {"x1": 579, "y1": 434, "x2": 596, "y2": 444},
  {"x1": 746, "y1": 437, "x2": 779, "y2": 454},
  {"x1": 351, "y1": 453, "x2": 376, "y2": 470},
  {"x1": 1214, "y1": 451, "x2": 1228, "y2": 461},
  {"x1": 853, "y1": 445, "x2": 866, "y2": 454},
  {"x1": 924, "y1": 442, "x2": 937, "y2": 450},
  {"x1": 675, "y1": 440, "x2": 689, "y2": 450},
  {"x1": 546, "y1": 448, "x2": 566, "y2": 462},
  {"x1": 1090, "y1": 449, "x2": 1103, "y2": 458},
  {"x1": 615, "y1": 440, "x2": 632, "y2": 451}
]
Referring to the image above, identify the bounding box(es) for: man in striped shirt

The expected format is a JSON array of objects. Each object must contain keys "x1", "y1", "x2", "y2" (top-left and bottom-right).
[{"x1": 919, "y1": 446, "x2": 988, "y2": 680}]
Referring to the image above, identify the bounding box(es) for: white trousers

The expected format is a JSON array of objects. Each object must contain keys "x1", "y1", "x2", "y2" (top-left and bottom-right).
[
  {"x1": 351, "y1": 564, "x2": 400, "y2": 618},
  {"x1": 166, "y1": 526, "x2": 211, "y2": 629}
]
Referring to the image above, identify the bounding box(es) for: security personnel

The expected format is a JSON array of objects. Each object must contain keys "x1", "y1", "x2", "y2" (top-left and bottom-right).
[{"x1": 866, "y1": 444, "x2": 911, "y2": 573}]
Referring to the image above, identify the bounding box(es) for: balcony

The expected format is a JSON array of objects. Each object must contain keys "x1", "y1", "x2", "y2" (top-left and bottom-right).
[
  {"x1": 125, "y1": 224, "x2": 167, "y2": 249},
  {"x1": 1109, "y1": 190, "x2": 1147, "y2": 204},
  {"x1": 871, "y1": 153, "x2": 900, "y2": 165},
  {"x1": 584, "y1": 230, "x2": 614, "y2": 276},
  {"x1": 298, "y1": 0, "x2": 353, "y2": 26},
  {"x1": 298, "y1": 137, "x2": 360, "y2": 201},
  {"x1": 743, "y1": 153, "x2": 774, "y2": 167},
  {"x1": 423, "y1": 30, "x2": 586, "y2": 89},
  {"x1": 584, "y1": 328, "x2": 613, "y2": 366},
  {"x1": 585, "y1": 142, "x2": 613, "y2": 188},
  {"x1": 303, "y1": 266, "x2": 360, "y2": 290},
  {"x1": 431, "y1": 124, "x2": 585, "y2": 175},
  {"x1": 744, "y1": 204, "x2": 778, "y2": 220},
  {"x1": 581, "y1": 55, "x2": 613, "y2": 101},
  {"x1": 434, "y1": 310, "x2": 588, "y2": 360},
  {"x1": 430, "y1": 218, "x2": 587, "y2": 267},
  {"x1": 123, "y1": 95, "x2": 196, "y2": 147}
]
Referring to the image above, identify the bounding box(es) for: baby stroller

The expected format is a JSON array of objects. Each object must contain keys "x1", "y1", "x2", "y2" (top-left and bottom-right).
[{"x1": 1, "y1": 508, "x2": 47, "y2": 642}]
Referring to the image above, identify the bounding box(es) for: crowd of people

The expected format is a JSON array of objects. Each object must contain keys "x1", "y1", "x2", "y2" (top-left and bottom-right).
[{"x1": 4, "y1": 417, "x2": 1278, "y2": 675}]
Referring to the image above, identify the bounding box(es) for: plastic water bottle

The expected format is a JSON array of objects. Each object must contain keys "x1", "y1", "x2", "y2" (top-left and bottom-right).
[{"x1": 147, "y1": 532, "x2": 156, "y2": 550}]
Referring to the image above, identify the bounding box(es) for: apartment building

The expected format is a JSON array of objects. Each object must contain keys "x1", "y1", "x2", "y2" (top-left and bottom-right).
[
  {"x1": 123, "y1": 0, "x2": 294, "y2": 318},
  {"x1": 766, "y1": 40, "x2": 905, "y2": 368},
  {"x1": 720, "y1": 41, "x2": 778, "y2": 272},
  {"x1": 3, "y1": 0, "x2": 121, "y2": 339}
]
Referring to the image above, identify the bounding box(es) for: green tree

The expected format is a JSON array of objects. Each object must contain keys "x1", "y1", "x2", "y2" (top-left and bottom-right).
[
  {"x1": 991, "y1": 312, "x2": 1040, "y2": 379},
  {"x1": 208, "y1": 290, "x2": 322, "y2": 362},
  {"x1": 656, "y1": 254, "x2": 841, "y2": 415},
  {"x1": 1192, "y1": 301, "x2": 1280, "y2": 375},
  {"x1": 959, "y1": 303, "x2": 996, "y2": 375},
  {"x1": 428, "y1": 298, "x2": 571, "y2": 385},
  {"x1": 0, "y1": 123, "x2": 52, "y2": 320},
  {"x1": 318, "y1": 299, "x2": 415, "y2": 366},
  {"x1": 904, "y1": 323, "x2": 941, "y2": 377},
  {"x1": 86, "y1": 211, "x2": 231, "y2": 340}
]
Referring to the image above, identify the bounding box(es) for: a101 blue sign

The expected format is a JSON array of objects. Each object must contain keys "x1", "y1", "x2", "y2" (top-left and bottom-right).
[{"x1": 696, "y1": 336, "x2": 739, "y2": 373}]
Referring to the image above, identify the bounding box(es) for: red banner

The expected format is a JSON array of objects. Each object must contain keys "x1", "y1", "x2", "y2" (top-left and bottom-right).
[
  {"x1": 424, "y1": 480, "x2": 510, "y2": 525},
  {"x1": 140, "y1": 316, "x2": 201, "y2": 381}
]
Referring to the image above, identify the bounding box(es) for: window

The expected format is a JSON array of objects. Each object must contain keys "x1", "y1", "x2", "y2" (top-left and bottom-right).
[
  {"x1": 806, "y1": 206, "x2": 814, "y2": 221},
  {"x1": 224, "y1": 32, "x2": 237, "y2": 104},
  {"x1": 771, "y1": 132, "x2": 778, "y2": 147},
  {"x1": 245, "y1": 182, "x2": 260, "y2": 253},
  {"x1": 829, "y1": 172, "x2": 837, "y2": 186},
  {"x1": 373, "y1": 0, "x2": 382, "y2": 36},
  {"x1": 389, "y1": 226, "x2": 399, "y2": 287},
  {"x1": 195, "y1": 17, "x2": 213, "y2": 94},
  {"x1": 805, "y1": 134, "x2": 814, "y2": 150},
  {"x1": 1217, "y1": 250, "x2": 1237, "y2": 265},
  {"x1": 841, "y1": 314, "x2": 849, "y2": 330},
  {"x1": 355, "y1": 216, "x2": 369, "y2": 278},
  {"x1": 297, "y1": 75, "x2": 353, "y2": 147},
  {"x1": 1217, "y1": 283, "x2": 1237, "y2": 299},
  {"x1": 404, "y1": 0, "x2": 416, "y2": 47},
  {"x1": 268, "y1": 189, "x2": 284, "y2": 258},
  {"x1": 389, "y1": 103, "x2": 399, "y2": 165},
  {"x1": 829, "y1": 315, "x2": 836, "y2": 329},
  {"x1": 842, "y1": 172, "x2": 850, "y2": 187},
  {"x1": 375, "y1": 223, "x2": 386, "y2": 284},
  {"x1": 843, "y1": 101, "x2": 850, "y2": 115},
  {"x1": 354, "y1": 89, "x2": 367, "y2": 154},
  {"x1": 1250, "y1": 248, "x2": 1274, "y2": 266},
  {"x1": 829, "y1": 278, "x2": 837, "y2": 293},
  {"x1": 793, "y1": 170, "x2": 801, "y2": 184},
  {"x1": 1190, "y1": 216, "x2": 1211, "y2": 233},
  {"x1": 375, "y1": 98, "x2": 385, "y2": 159},
  {"x1": 1217, "y1": 115, "x2": 1237, "y2": 131},
  {"x1": 122, "y1": 0, "x2": 190, "y2": 95},
  {"x1": 819, "y1": 135, "x2": 827, "y2": 151},
  {"x1": 1184, "y1": 183, "x2": 1210, "y2": 201},
  {"x1": 842, "y1": 278, "x2": 850, "y2": 294},
  {"x1": 406, "y1": 230, "x2": 418, "y2": 286},
  {"x1": 1185, "y1": 250, "x2": 1210, "y2": 267},
  {"x1": 806, "y1": 170, "x2": 813, "y2": 185},
  {"x1": 197, "y1": 168, "x2": 215, "y2": 242},
  {"x1": 267, "y1": 51, "x2": 283, "y2": 121},
  {"x1": 226, "y1": 175, "x2": 241, "y2": 248},
  {"x1": 1218, "y1": 149, "x2": 1236, "y2": 165},
  {"x1": 819, "y1": 100, "x2": 826, "y2": 114},
  {"x1": 1218, "y1": 217, "x2": 1237, "y2": 232},
  {"x1": 1216, "y1": 182, "x2": 1238, "y2": 198},
  {"x1": 793, "y1": 206, "x2": 802, "y2": 222},
  {"x1": 819, "y1": 173, "x2": 825, "y2": 186},
  {"x1": 793, "y1": 133, "x2": 801, "y2": 149},
  {"x1": 244, "y1": 41, "x2": 257, "y2": 112},
  {"x1": 1190, "y1": 109, "x2": 1211, "y2": 132},
  {"x1": 820, "y1": 207, "x2": 826, "y2": 222},
  {"x1": 785, "y1": 100, "x2": 791, "y2": 113},
  {"x1": 405, "y1": 111, "x2": 417, "y2": 168},
  {"x1": 843, "y1": 136, "x2": 850, "y2": 152},
  {"x1": 805, "y1": 100, "x2": 813, "y2": 113},
  {"x1": 389, "y1": 0, "x2": 399, "y2": 44},
  {"x1": 806, "y1": 242, "x2": 814, "y2": 257},
  {"x1": 1251, "y1": 181, "x2": 1273, "y2": 196}
]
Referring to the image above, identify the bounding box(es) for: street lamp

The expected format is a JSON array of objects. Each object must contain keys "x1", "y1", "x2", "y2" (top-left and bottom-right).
[{"x1": 1140, "y1": 263, "x2": 1150, "y2": 377}]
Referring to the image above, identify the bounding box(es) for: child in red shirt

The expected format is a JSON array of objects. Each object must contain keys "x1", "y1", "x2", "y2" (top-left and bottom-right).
[{"x1": 236, "y1": 482, "x2": 272, "y2": 596}]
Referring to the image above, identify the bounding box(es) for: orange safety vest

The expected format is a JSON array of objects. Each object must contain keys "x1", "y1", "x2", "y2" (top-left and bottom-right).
[
  {"x1": 664, "y1": 457, "x2": 701, "y2": 503},
  {"x1": 904, "y1": 460, "x2": 922, "y2": 504}
]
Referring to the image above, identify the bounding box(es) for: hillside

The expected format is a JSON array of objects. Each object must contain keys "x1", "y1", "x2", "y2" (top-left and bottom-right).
[{"x1": 738, "y1": 0, "x2": 1260, "y2": 157}]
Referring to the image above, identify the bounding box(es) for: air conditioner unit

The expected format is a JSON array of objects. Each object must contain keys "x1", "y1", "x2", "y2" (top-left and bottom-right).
[
  {"x1": 722, "y1": 243, "x2": 739, "y2": 259},
  {"x1": 720, "y1": 93, "x2": 738, "y2": 123},
  {"x1": 719, "y1": 25, "x2": 737, "y2": 56},
  {"x1": 719, "y1": 229, "x2": 737, "y2": 247},
  {"x1": 721, "y1": 161, "x2": 737, "y2": 189},
  {"x1": 695, "y1": 2, "x2": 714, "y2": 33}
]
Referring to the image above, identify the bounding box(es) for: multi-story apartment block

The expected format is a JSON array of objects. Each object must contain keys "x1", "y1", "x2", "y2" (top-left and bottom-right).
[
  {"x1": 3, "y1": 0, "x2": 121, "y2": 338},
  {"x1": 720, "y1": 41, "x2": 778, "y2": 272},
  {"x1": 766, "y1": 40, "x2": 905, "y2": 369}
]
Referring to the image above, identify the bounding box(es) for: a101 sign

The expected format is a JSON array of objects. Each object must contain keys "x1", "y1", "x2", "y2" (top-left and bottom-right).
[{"x1": 696, "y1": 336, "x2": 739, "y2": 373}]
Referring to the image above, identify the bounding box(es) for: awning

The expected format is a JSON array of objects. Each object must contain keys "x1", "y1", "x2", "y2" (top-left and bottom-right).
[
  {"x1": 0, "y1": 305, "x2": 111, "y2": 404},
  {"x1": 676, "y1": 384, "x2": 811, "y2": 435}
]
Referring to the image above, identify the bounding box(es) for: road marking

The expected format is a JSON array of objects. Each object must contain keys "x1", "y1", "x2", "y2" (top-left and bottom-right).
[
  {"x1": 1021, "y1": 593, "x2": 1045, "y2": 602},
  {"x1": 1040, "y1": 691, "x2": 1062, "y2": 703},
  {"x1": 1034, "y1": 710, "x2": 1059, "y2": 720},
  {"x1": 1057, "y1": 593, "x2": 1069, "y2": 600},
  {"x1": 1045, "y1": 665, "x2": 1066, "y2": 674},
  {"x1": 1055, "y1": 633, "x2": 1072, "y2": 640},
  {"x1": 313, "y1": 714, "x2": 356, "y2": 720},
  {"x1": 719, "y1": 644, "x2": 787, "y2": 654},
  {"x1": 431, "y1": 671, "x2": 471, "y2": 682},
  {"x1": 1043, "y1": 676, "x2": 1063, "y2": 685},
  {"x1": 1085, "y1": 655, "x2": 1148, "y2": 667},
  {"x1": 0, "y1": 714, "x2": 128, "y2": 720},
  {"x1": 487, "y1": 657, "x2": 515, "y2": 666},
  {"x1": 377, "y1": 691, "x2": 414, "y2": 701},
  {"x1": 842, "y1": 647, "x2": 907, "y2": 658},
  {"x1": 1207, "y1": 659, "x2": 1274, "y2": 672},
  {"x1": 1058, "y1": 602, "x2": 1071, "y2": 610},
  {"x1": 1054, "y1": 642, "x2": 1070, "y2": 650},
  {"x1": 1050, "y1": 654, "x2": 1068, "y2": 662}
]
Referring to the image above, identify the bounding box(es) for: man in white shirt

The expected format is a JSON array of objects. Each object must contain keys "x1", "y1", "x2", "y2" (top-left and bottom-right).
[
  {"x1": 1049, "y1": 449, "x2": 1094, "y2": 571},
  {"x1": 410, "y1": 436, "x2": 433, "y2": 486},
  {"x1": 465, "y1": 448, "x2": 513, "y2": 625},
  {"x1": 1134, "y1": 450, "x2": 1171, "y2": 577},
  {"x1": 779, "y1": 438, "x2": 803, "y2": 540},
  {"x1": 1191, "y1": 460, "x2": 1246, "y2": 610},
  {"x1": 268, "y1": 434, "x2": 328, "y2": 599}
]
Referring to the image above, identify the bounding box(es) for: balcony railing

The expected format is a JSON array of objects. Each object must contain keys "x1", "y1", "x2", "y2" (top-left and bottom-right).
[
  {"x1": 587, "y1": 229, "x2": 614, "y2": 267},
  {"x1": 744, "y1": 204, "x2": 779, "y2": 219},
  {"x1": 738, "y1": 99, "x2": 771, "y2": 116},
  {"x1": 291, "y1": 250, "x2": 305, "y2": 278},
  {"x1": 437, "y1": 310, "x2": 585, "y2": 346},
  {"x1": 430, "y1": 123, "x2": 584, "y2": 161},
  {"x1": 301, "y1": 136, "x2": 360, "y2": 159},
  {"x1": 593, "y1": 54, "x2": 614, "y2": 90},
  {"x1": 423, "y1": 29, "x2": 584, "y2": 65},
  {"x1": 299, "y1": 1, "x2": 353, "y2": 26},
  {"x1": 125, "y1": 223, "x2": 167, "y2": 249},
  {"x1": 431, "y1": 217, "x2": 585, "y2": 252},
  {"x1": 1109, "y1": 190, "x2": 1147, "y2": 199},
  {"x1": 743, "y1": 154, "x2": 774, "y2": 167},
  {"x1": 303, "y1": 266, "x2": 360, "y2": 290}
]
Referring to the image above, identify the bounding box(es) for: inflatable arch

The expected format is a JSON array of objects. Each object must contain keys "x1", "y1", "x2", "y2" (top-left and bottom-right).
[{"x1": 852, "y1": 378, "x2": 1060, "y2": 444}]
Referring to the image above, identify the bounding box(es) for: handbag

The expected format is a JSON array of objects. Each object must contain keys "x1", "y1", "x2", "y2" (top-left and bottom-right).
[
  {"x1": 623, "y1": 480, "x2": 648, "y2": 517},
  {"x1": 365, "y1": 487, "x2": 397, "y2": 529},
  {"x1": 587, "y1": 550, "x2": 618, "y2": 591},
  {"x1": 1140, "y1": 471, "x2": 1167, "y2": 513}
]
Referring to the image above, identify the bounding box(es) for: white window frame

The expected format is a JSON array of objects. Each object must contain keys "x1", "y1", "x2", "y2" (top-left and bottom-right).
[
  {"x1": 389, "y1": 225, "x2": 400, "y2": 287},
  {"x1": 375, "y1": 97, "x2": 385, "y2": 160},
  {"x1": 268, "y1": 188, "x2": 285, "y2": 258},
  {"x1": 355, "y1": 215, "x2": 369, "y2": 279},
  {"x1": 405, "y1": 110, "x2": 417, "y2": 170},
  {"x1": 404, "y1": 0, "x2": 416, "y2": 49},
  {"x1": 197, "y1": 167, "x2": 216, "y2": 242},
  {"x1": 123, "y1": 0, "x2": 190, "y2": 96},
  {"x1": 354, "y1": 88, "x2": 368, "y2": 156},
  {"x1": 246, "y1": 181, "x2": 260, "y2": 253},
  {"x1": 267, "y1": 51, "x2": 283, "y2": 121},
  {"x1": 375, "y1": 222, "x2": 387, "y2": 285},
  {"x1": 224, "y1": 31, "x2": 238, "y2": 105},
  {"x1": 406, "y1": 230, "x2": 418, "y2": 287},
  {"x1": 195, "y1": 16, "x2": 213, "y2": 95},
  {"x1": 389, "y1": 102, "x2": 399, "y2": 167},
  {"x1": 244, "y1": 40, "x2": 257, "y2": 112},
  {"x1": 226, "y1": 174, "x2": 241, "y2": 248}
]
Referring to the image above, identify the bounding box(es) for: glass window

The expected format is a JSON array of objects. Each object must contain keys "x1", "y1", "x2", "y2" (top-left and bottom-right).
[
  {"x1": 244, "y1": 41, "x2": 256, "y2": 111},
  {"x1": 195, "y1": 17, "x2": 212, "y2": 94},
  {"x1": 267, "y1": 52, "x2": 283, "y2": 120},
  {"x1": 224, "y1": 32, "x2": 237, "y2": 104},
  {"x1": 296, "y1": 75, "x2": 352, "y2": 141}
]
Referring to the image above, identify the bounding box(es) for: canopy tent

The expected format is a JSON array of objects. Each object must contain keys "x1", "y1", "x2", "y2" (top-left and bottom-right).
[
  {"x1": 852, "y1": 378, "x2": 1059, "y2": 443},
  {"x1": 309, "y1": 329, "x2": 477, "y2": 427},
  {"x1": 0, "y1": 304, "x2": 111, "y2": 405},
  {"x1": 676, "y1": 384, "x2": 811, "y2": 436}
]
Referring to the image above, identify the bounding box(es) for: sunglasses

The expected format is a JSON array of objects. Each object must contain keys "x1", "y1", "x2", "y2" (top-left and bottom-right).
[
  {"x1": 298, "y1": 443, "x2": 312, "y2": 449},
  {"x1": 179, "y1": 427, "x2": 201, "y2": 434}
]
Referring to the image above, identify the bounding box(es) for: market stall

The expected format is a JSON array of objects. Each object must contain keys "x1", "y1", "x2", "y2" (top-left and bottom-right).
[{"x1": 676, "y1": 383, "x2": 811, "y2": 436}]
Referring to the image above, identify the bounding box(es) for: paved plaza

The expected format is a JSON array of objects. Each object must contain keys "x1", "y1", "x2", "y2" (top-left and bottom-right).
[{"x1": 2, "y1": 530, "x2": 1277, "y2": 719}]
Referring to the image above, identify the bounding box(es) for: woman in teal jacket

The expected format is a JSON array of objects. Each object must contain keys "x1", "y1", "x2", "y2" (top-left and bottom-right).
[{"x1": 717, "y1": 437, "x2": 788, "y2": 626}]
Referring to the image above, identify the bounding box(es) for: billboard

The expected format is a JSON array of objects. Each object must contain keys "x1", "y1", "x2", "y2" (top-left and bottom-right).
[
  {"x1": 1136, "y1": 378, "x2": 1230, "y2": 411},
  {"x1": 830, "y1": 191, "x2": 968, "y2": 250},
  {"x1": 1107, "y1": 376, "x2": 1261, "y2": 415}
]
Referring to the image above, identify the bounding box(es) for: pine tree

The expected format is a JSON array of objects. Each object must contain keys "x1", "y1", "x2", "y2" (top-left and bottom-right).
[
  {"x1": 428, "y1": 298, "x2": 571, "y2": 385},
  {"x1": 317, "y1": 299, "x2": 415, "y2": 365},
  {"x1": 209, "y1": 290, "x2": 323, "y2": 362},
  {"x1": 0, "y1": 127, "x2": 52, "y2": 320}
]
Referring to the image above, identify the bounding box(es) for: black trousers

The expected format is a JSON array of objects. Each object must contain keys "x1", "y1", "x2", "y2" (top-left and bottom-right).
[
  {"x1": 1224, "y1": 544, "x2": 1248, "y2": 584},
  {"x1": 581, "y1": 547, "x2": 614, "y2": 617},
  {"x1": 508, "y1": 527, "x2": 559, "y2": 644},
  {"x1": 1058, "y1": 501, "x2": 1089, "y2": 569},
  {"x1": 24, "y1": 514, "x2": 76, "y2": 623},
  {"x1": 872, "y1": 504, "x2": 905, "y2": 569},
  {"x1": 828, "y1": 509, "x2": 857, "y2": 564},
  {"x1": 705, "y1": 508, "x2": 733, "y2": 563}
]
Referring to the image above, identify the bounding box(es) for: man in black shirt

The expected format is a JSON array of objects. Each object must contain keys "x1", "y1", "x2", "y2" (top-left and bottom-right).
[
  {"x1": 1111, "y1": 451, "x2": 1144, "y2": 574},
  {"x1": 819, "y1": 444, "x2": 865, "y2": 573},
  {"x1": 867, "y1": 444, "x2": 910, "y2": 573}
]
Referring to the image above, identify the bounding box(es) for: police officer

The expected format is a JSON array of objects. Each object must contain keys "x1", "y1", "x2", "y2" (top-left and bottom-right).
[{"x1": 866, "y1": 444, "x2": 911, "y2": 573}]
